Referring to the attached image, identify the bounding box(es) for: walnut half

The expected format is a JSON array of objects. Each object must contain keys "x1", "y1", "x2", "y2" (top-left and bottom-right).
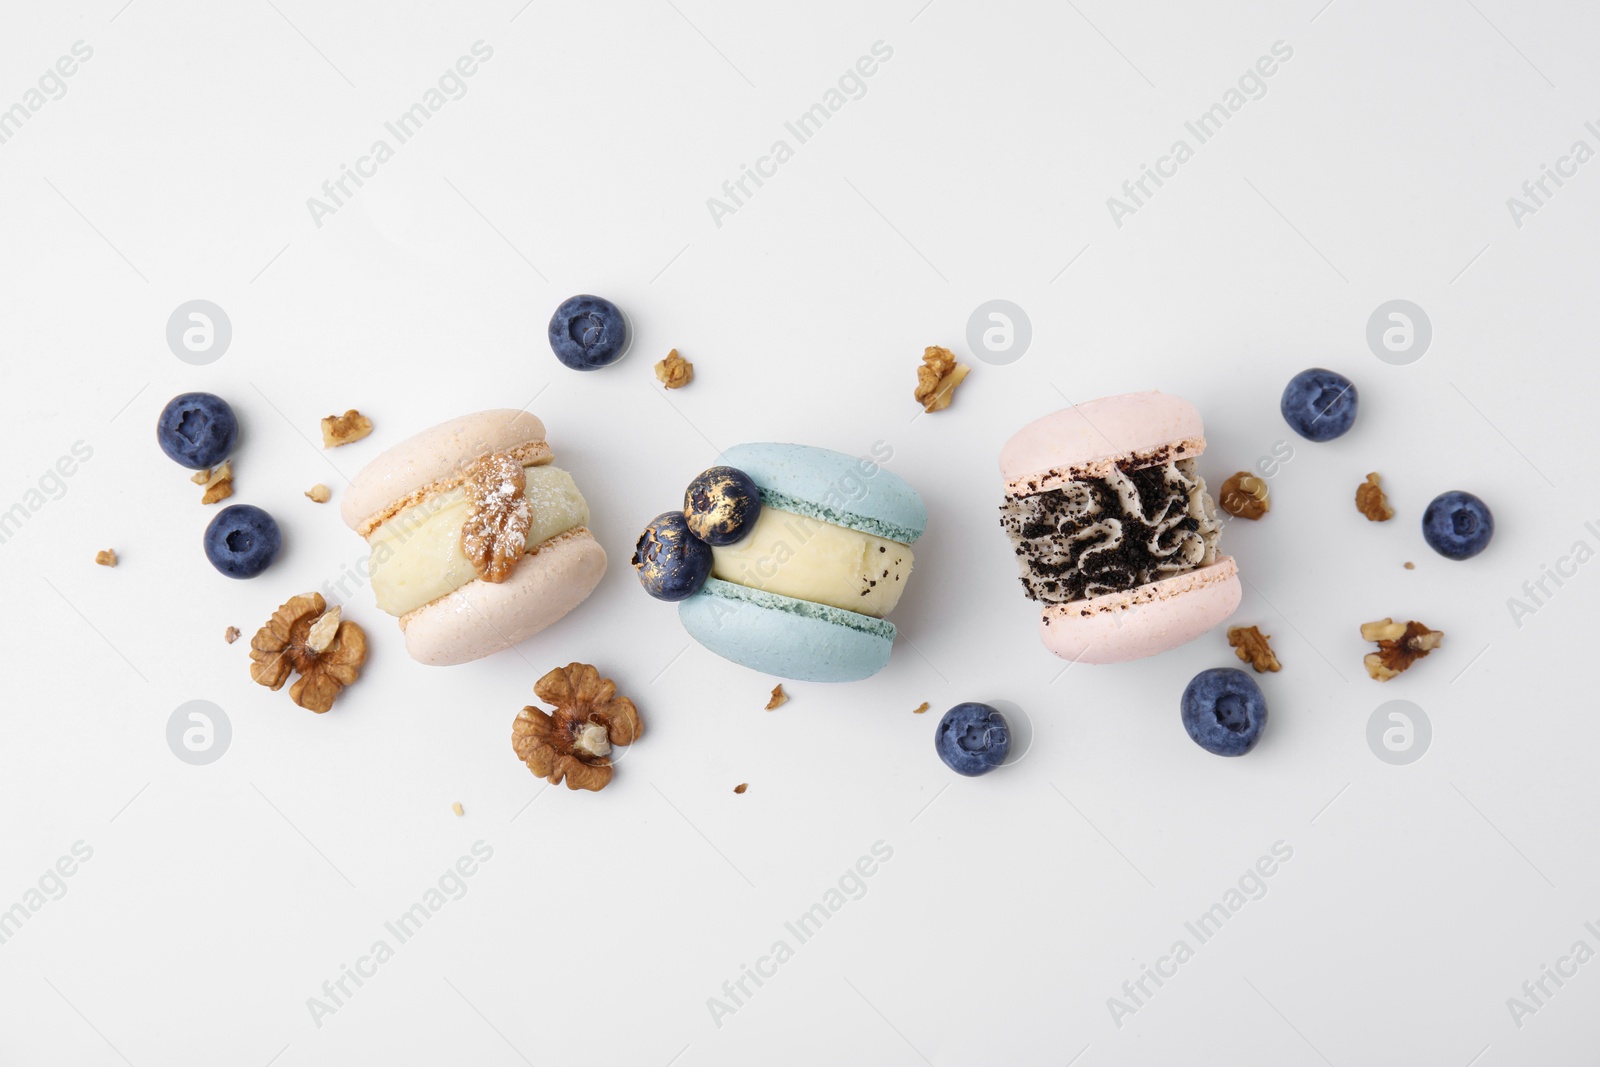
[
  {"x1": 249, "y1": 593, "x2": 367, "y2": 712},
  {"x1": 459, "y1": 452, "x2": 530, "y2": 583},
  {"x1": 512, "y1": 663, "x2": 642, "y2": 792},
  {"x1": 914, "y1": 346, "x2": 970, "y2": 413},
  {"x1": 1361, "y1": 617, "x2": 1442, "y2": 681},
  {"x1": 1227, "y1": 625, "x2": 1281, "y2": 672}
]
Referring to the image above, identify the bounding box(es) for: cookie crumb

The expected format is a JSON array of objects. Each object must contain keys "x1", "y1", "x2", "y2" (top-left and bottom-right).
[
  {"x1": 451, "y1": 802, "x2": 464, "y2": 817},
  {"x1": 1356, "y1": 472, "x2": 1395, "y2": 522},
  {"x1": 912, "y1": 701, "x2": 930, "y2": 715},
  {"x1": 1219, "y1": 472, "x2": 1269, "y2": 520},
  {"x1": 733, "y1": 783, "x2": 748, "y2": 795},
  {"x1": 305, "y1": 483, "x2": 331, "y2": 504},
  {"x1": 1227, "y1": 625, "x2": 1281, "y2": 673},
  {"x1": 913, "y1": 346, "x2": 970, "y2": 413},
  {"x1": 655, "y1": 349, "x2": 694, "y2": 389},
  {"x1": 94, "y1": 548, "x2": 118, "y2": 568},
  {"x1": 224, "y1": 626, "x2": 241, "y2": 644},
  {"x1": 765, "y1": 684, "x2": 787, "y2": 711},
  {"x1": 321, "y1": 410, "x2": 373, "y2": 448}
]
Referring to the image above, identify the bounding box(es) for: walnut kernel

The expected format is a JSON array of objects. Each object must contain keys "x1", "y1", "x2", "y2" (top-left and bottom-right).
[
  {"x1": 1227, "y1": 625, "x2": 1281, "y2": 672},
  {"x1": 1219, "y1": 472, "x2": 1269, "y2": 520},
  {"x1": 913, "y1": 346, "x2": 970, "y2": 413},
  {"x1": 306, "y1": 483, "x2": 331, "y2": 504},
  {"x1": 249, "y1": 593, "x2": 367, "y2": 712},
  {"x1": 733, "y1": 783, "x2": 748, "y2": 794},
  {"x1": 912, "y1": 701, "x2": 930, "y2": 715},
  {"x1": 321, "y1": 410, "x2": 373, "y2": 448},
  {"x1": 224, "y1": 626, "x2": 241, "y2": 644},
  {"x1": 765, "y1": 684, "x2": 788, "y2": 711},
  {"x1": 655, "y1": 349, "x2": 694, "y2": 389},
  {"x1": 460, "y1": 453, "x2": 530, "y2": 583},
  {"x1": 95, "y1": 549, "x2": 118, "y2": 567},
  {"x1": 1356, "y1": 472, "x2": 1395, "y2": 522},
  {"x1": 1362, "y1": 618, "x2": 1443, "y2": 681},
  {"x1": 199, "y1": 461, "x2": 233, "y2": 505},
  {"x1": 512, "y1": 663, "x2": 642, "y2": 792}
]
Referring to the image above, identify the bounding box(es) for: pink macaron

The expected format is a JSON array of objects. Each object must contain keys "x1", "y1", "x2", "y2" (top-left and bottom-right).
[{"x1": 999, "y1": 391, "x2": 1241, "y2": 663}]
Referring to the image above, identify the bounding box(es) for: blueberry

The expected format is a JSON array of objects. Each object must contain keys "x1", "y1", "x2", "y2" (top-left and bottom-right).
[
  {"x1": 1423, "y1": 490, "x2": 1494, "y2": 560},
  {"x1": 157, "y1": 392, "x2": 238, "y2": 469},
  {"x1": 935, "y1": 702, "x2": 1011, "y2": 776},
  {"x1": 1181, "y1": 668, "x2": 1268, "y2": 757},
  {"x1": 548, "y1": 294, "x2": 629, "y2": 371},
  {"x1": 632, "y1": 511, "x2": 713, "y2": 601},
  {"x1": 204, "y1": 504, "x2": 281, "y2": 579},
  {"x1": 684, "y1": 466, "x2": 762, "y2": 546},
  {"x1": 1280, "y1": 368, "x2": 1358, "y2": 442}
]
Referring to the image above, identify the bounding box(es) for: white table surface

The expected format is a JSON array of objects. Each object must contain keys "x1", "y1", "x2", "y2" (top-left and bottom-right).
[{"x1": 3, "y1": 1, "x2": 1598, "y2": 1064}]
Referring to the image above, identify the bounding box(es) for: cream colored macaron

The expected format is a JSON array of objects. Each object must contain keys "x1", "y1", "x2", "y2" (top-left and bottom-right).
[{"x1": 342, "y1": 409, "x2": 606, "y2": 666}]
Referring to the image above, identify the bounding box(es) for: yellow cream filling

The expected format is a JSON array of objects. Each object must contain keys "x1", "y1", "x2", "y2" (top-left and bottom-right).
[
  {"x1": 710, "y1": 507, "x2": 913, "y2": 617},
  {"x1": 368, "y1": 465, "x2": 588, "y2": 616}
]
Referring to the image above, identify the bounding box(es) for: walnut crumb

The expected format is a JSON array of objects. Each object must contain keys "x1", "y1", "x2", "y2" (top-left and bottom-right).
[
  {"x1": 1219, "y1": 472, "x2": 1269, "y2": 520},
  {"x1": 655, "y1": 349, "x2": 694, "y2": 389},
  {"x1": 1361, "y1": 618, "x2": 1443, "y2": 681},
  {"x1": 321, "y1": 409, "x2": 373, "y2": 448},
  {"x1": 913, "y1": 345, "x2": 970, "y2": 413},
  {"x1": 765, "y1": 684, "x2": 788, "y2": 711},
  {"x1": 199, "y1": 461, "x2": 233, "y2": 504},
  {"x1": 191, "y1": 468, "x2": 210, "y2": 486},
  {"x1": 1356, "y1": 472, "x2": 1395, "y2": 522},
  {"x1": 733, "y1": 783, "x2": 748, "y2": 795},
  {"x1": 1227, "y1": 625, "x2": 1281, "y2": 672},
  {"x1": 452, "y1": 802, "x2": 464, "y2": 817},
  {"x1": 305, "y1": 483, "x2": 331, "y2": 504},
  {"x1": 94, "y1": 549, "x2": 118, "y2": 568},
  {"x1": 1404, "y1": 561, "x2": 1415, "y2": 570},
  {"x1": 912, "y1": 701, "x2": 930, "y2": 715},
  {"x1": 224, "y1": 626, "x2": 241, "y2": 644}
]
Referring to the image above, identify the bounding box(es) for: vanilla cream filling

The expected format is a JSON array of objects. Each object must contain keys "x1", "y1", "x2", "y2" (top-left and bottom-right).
[
  {"x1": 368, "y1": 465, "x2": 588, "y2": 616},
  {"x1": 710, "y1": 507, "x2": 913, "y2": 617}
]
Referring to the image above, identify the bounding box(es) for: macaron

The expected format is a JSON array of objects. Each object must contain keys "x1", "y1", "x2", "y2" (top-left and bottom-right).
[
  {"x1": 648, "y1": 443, "x2": 927, "y2": 682},
  {"x1": 998, "y1": 391, "x2": 1241, "y2": 663},
  {"x1": 341, "y1": 409, "x2": 606, "y2": 666}
]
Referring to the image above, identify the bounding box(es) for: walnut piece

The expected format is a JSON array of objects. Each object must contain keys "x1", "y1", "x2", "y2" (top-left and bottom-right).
[
  {"x1": 913, "y1": 345, "x2": 970, "y2": 413},
  {"x1": 249, "y1": 593, "x2": 367, "y2": 712},
  {"x1": 224, "y1": 626, "x2": 241, "y2": 644},
  {"x1": 512, "y1": 663, "x2": 642, "y2": 792},
  {"x1": 305, "y1": 483, "x2": 331, "y2": 504},
  {"x1": 1228, "y1": 625, "x2": 1281, "y2": 672},
  {"x1": 95, "y1": 549, "x2": 118, "y2": 567},
  {"x1": 321, "y1": 409, "x2": 373, "y2": 448},
  {"x1": 912, "y1": 701, "x2": 930, "y2": 715},
  {"x1": 765, "y1": 684, "x2": 787, "y2": 711},
  {"x1": 1362, "y1": 617, "x2": 1443, "y2": 681},
  {"x1": 733, "y1": 783, "x2": 748, "y2": 795},
  {"x1": 655, "y1": 348, "x2": 694, "y2": 389},
  {"x1": 451, "y1": 802, "x2": 464, "y2": 817},
  {"x1": 1219, "y1": 472, "x2": 1269, "y2": 520},
  {"x1": 1356, "y1": 472, "x2": 1395, "y2": 522},
  {"x1": 460, "y1": 452, "x2": 530, "y2": 583},
  {"x1": 199, "y1": 461, "x2": 233, "y2": 505}
]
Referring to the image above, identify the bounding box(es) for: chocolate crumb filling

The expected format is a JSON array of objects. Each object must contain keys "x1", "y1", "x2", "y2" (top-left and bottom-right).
[{"x1": 1000, "y1": 458, "x2": 1221, "y2": 603}]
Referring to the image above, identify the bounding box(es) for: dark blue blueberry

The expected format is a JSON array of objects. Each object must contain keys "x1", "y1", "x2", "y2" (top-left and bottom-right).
[
  {"x1": 1181, "y1": 668, "x2": 1268, "y2": 757},
  {"x1": 684, "y1": 466, "x2": 762, "y2": 546},
  {"x1": 204, "y1": 504, "x2": 281, "y2": 579},
  {"x1": 632, "y1": 511, "x2": 713, "y2": 601},
  {"x1": 935, "y1": 702, "x2": 1011, "y2": 776},
  {"x1": 1280, "y1": 368, "x2": 1358, "y2": 442},
  {"x1": 548, "y1": 294, "x2": 629, "y2": 371},
  {"x1": 157, "y1": 392, "x2": 238, "y2": 470},
  {"x1": 1423, "y1": 490, "x2": 1494, "y2": 560}
]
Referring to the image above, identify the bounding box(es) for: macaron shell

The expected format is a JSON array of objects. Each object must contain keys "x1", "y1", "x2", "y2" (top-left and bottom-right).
[
  {"x1": 678, "y1": 578, "x2": 895, "y2": 682},
  {"x1": 1001, "y1": 391, "x2": 1204, "y2": 495},
  {"x1": 1038, "y1": 557, "x2": 1242, "y2": 664},
  {"x1": 342, "y1": 409, "x2": 550, "y2": 532},
  {"x1": 717, "y1": 443, "x2": 927, "y2": 544},
  {"x1": 400, "y1": 529, "x2": 606, "y2": 666}
]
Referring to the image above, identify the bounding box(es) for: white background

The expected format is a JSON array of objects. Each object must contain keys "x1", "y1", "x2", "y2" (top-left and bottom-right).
[{"x1": 2, "y1": 0, "x2": 1598, "y2": 1064}]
